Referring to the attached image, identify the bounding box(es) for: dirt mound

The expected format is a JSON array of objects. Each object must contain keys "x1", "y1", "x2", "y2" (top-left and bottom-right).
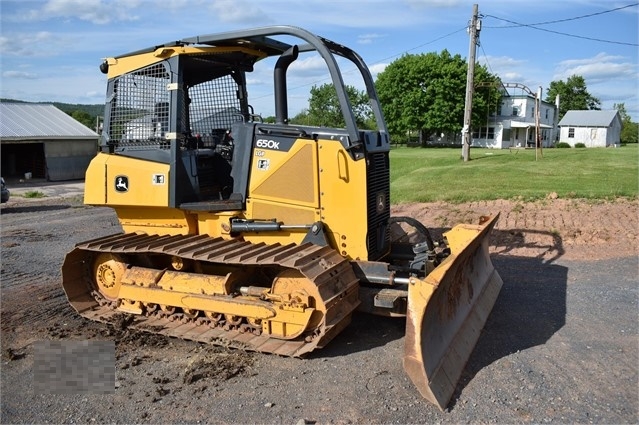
[
  {"x1": 183, "y1": 347, "x2": 255, "y2": 384},
  {"x1": 393, "y1": 198, "x2": 638, "y2": 261}
]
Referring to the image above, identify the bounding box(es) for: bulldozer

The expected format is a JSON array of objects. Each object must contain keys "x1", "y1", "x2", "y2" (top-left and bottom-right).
[{"x1": 61, "y1": 25, "x2": 502, "y2": 410}]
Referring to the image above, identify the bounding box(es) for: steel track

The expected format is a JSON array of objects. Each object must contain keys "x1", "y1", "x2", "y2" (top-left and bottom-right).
[{"x1": 62, "y1": 233, "x2": 361, "y2": 357}]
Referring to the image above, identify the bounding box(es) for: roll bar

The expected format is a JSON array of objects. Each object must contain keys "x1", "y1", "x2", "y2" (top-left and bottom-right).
[{"x1": 172, "y1": 25, "x2": 389, "y2": 146}]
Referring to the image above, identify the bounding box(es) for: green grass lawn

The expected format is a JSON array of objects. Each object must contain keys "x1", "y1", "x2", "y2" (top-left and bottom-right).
[{"x1": 390, "y1": 145, "x2": 639, "y2": 203}]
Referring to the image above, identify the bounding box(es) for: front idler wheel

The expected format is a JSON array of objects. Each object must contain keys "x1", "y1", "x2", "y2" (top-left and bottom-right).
[{"x1": 92, "y1": 253, "x2": 127, "y2": 301}]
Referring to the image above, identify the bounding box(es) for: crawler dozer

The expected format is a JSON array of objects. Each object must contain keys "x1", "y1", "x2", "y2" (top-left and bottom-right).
[{"x1": 62, "y1": 26, "x2": 502, "y2": 410}]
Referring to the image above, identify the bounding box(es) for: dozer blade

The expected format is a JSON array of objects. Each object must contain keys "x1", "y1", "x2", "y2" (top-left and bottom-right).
[{"x1": 403, "y1": 214, "x2": 503, "y2": 410}]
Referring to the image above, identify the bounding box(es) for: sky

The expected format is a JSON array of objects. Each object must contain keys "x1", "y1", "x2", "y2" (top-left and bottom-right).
[{"x1": 1, "y1": 0, "x2": 638, "y2": 120}]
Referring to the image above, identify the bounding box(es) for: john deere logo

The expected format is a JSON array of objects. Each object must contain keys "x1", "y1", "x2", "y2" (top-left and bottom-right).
[
  {"x1": 376, "y1": 192, "x2": 386, "y2": 213},
  {"x1": 115, "y1": 176, "x2": 129, "y2": 193}
]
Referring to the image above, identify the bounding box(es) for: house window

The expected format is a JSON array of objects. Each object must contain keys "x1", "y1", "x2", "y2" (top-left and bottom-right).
[
  {"x1": 545, "y1": 109, "x2": 549, "y2": 119},
  {"x1": 512, "y1": 106, "x2": 519, "y2": 116},
  {"x1": 568, "y1": 128, "x2": 575, "y2": 138},
  {"x1": 472, "y1": 127, "x2": 496, "y2": 139}
]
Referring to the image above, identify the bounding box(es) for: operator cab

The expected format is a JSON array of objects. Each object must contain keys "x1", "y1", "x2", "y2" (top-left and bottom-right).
[
  {"x1": 100, "y1": 47, "x2": 261, "y2": 208},
  {"x1": 98, "y1": 26, "x2": 390, "y2": 211}
]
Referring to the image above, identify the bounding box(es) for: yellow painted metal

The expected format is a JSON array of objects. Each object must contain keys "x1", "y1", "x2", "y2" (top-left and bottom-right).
[
  {"x1": 100, "y1": 262, "x2": 322, "y2": 340},
  {"x1": 93, "y1": 253, "x2": 126, "y2": 301},
  {"x1": 105, "y1": 46, "x2": 267, "y2": 78},
  {"x1": 117, "y1": 299, "x2": 143, "y2": 314},
  {"x1": 116, "y1": 206, "x2": 198, "y2": 235},
  {"x1": 317, "y1": 139, "x2": 370, "y2": 260},
  {"x1": 195, "y1": 211, "x2": 236, "y2": 238},
  {"x1": 403, "y1": 214, "x2": 503, "y2": 410},
  {"x1": 239, "y1": 199, "x2": 317, "y2": 245},
  {"x1": 119, "y1": 267, "x2": 315, "y2": 339},
  {"x1": 262, "y1": 308, "x2": 314, "y2": 339},
  {"x1": 249, "y1": 141, "x2": 319, "y2": 208},
  {"x1": 271, "y1": 269, "x2": 326, "y2": 331},
  {"x1": 84, "y1": 152, "x2": 171, "y2": 207},
  {"x1": 118, "y1": 283, "x2": 279, "y2": 321},
  {"x1": 195, "y1": 204, "x2": 317, "y2": 246},
  {"x1": 154, "y1": 270, "x2": 233, "y2": 295},
  {"x1": 247, "y1": 198, "x2": 319, "y2": 226},
  {"x1": 84, "y1": 152, "x2": 199, "y2": 235},
  {"x1": 84, "y1": 153, "x2": 108, "y2": 205},
  {"x1": 106, "y1": 155, "x2": 170, "y2": 206},
  {"x1": 233, "y1": 140, "x2": 323, "y2": 245},
  {"x1": 70, "y1": 28, "x2": 508, "y2": 410}
]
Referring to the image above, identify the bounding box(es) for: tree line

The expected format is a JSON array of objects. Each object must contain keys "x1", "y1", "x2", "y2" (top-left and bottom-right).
[{"x1": 288, "y1": 53, "x2": 638, "y2": 145}]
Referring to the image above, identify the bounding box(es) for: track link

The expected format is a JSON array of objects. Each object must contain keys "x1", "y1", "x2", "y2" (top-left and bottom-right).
[{"x1": 62, "y1": 233, "x2": 361, "y2": 357}]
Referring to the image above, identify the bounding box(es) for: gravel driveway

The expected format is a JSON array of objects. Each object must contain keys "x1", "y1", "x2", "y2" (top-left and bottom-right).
[{"x1": 1, "y1": 196, "x2": 637, "y2": 424}]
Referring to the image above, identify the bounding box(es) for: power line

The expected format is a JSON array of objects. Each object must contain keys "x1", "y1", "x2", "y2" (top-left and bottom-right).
[
  {"x1": 278, "y1": 26, "x2": 468, "y2": 98},
  {"x1": 484, "y1": 3, "x2": 639, "y2": 46},
  {"x1": 479, "y1": 43, "x2": 495, "y2": 76},
  {"x1": 386, "y1": 26, "x2": 468, "y2": 59},
  {"x1": 486, "y1": 2, "x2": 638, "y2": 27},
  {"x1": 257, "y1": 3, "x2": 638, "y2": 108},
  {"x1": 485, "y1": 15, "x2": 638, "y2": 46}
]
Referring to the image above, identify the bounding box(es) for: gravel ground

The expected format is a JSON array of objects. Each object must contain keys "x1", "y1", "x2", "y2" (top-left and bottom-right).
[{"x1": 1, "y1": 196, "x2": 637, "y2": 424}]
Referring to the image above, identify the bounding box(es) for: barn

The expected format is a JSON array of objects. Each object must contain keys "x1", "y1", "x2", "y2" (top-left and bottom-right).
[
  {"x1": 558, "y1": 110, "x2": 622, "y2": 147},
  {"x1": 0, "y1": 103, "x2": 99, "y2": 181}
]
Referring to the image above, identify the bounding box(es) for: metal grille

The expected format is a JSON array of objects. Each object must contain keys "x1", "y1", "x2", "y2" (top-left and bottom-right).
[
  {"x1": 366, "y1": 152, "x2": 391, "y2": 260},
  {"x1": 108, "y1": 63, "x2": 171, "y2": 148},
  {"x1": 188, "y1": 74, "x2": 243, "y2": 148}
]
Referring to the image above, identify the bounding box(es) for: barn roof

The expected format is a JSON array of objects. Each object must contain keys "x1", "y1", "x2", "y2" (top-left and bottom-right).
[
  {"x1": 558, "y1": 110, "x2": 620, "y2": 127},
  {"x1": 0, "y1": 103, "x2": 98, "y2": 140}
]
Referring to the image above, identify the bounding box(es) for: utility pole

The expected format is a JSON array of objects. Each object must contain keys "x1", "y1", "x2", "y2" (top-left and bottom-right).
[
  {"x1": 462, "y1": 3, "x2": 480, "y2": 162},
  {"x1": 535, "y1": 86, "x2": 543, "y2": 160}
]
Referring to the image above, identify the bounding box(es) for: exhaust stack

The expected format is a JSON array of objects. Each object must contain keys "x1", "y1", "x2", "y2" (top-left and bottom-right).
[{"x1": 274, "y1": 45, "x2": 299, "y2": 125}]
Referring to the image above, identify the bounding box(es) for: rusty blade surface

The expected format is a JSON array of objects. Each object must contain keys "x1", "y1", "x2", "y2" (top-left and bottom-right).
[{"x1": 403, "y1": 214, "x2": 503, "y2": 410}]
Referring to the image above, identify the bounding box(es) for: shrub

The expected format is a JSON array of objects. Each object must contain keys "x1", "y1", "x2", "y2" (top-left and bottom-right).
[
  {"x1": 23, "y1": 190, "x2": 45, "y2": 198},
  {"x1": 575, "y1": 142, "x2": 586, "y2": 148},
  {"x1": 556, "y1": 142, "x2": 571, "y2": 148}
]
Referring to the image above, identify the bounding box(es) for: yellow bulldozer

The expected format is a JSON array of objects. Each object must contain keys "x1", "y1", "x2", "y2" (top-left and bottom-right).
[{"x1": 62, "y1": 26, "x2": 502, "y2": 410}]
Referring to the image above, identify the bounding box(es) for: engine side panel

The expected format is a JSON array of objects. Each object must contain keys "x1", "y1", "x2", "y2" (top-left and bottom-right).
[
  {"x1": 317, "y1": 139, "x2": 370, "y2": 260},
  {"x1": 85, "y1": 152, "x2": 171, "y2": 207}
]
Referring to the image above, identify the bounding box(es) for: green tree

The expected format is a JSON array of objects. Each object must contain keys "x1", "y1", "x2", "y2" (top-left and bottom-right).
[
  {"x1": 300, "y1": 83, "x2": 373, "y2": 128},
  {"x1": 614, "y1": 103, "x2": 638, "y2": 144},
  {"x1": 69, "y1": 110, "x2": 95, "y2": 129},
  {"x1": 262, "y1": 115, "x2": 277, "y2": 124},
  {"x1": 545, "y1": 75, "x2": 600, "y2": 121},
  {"x1": 290, "y1": 109, "x2": 310, "y2": 125},
  {"x1": 374, "y1": 50, "x2": 501, "y2": 142}
]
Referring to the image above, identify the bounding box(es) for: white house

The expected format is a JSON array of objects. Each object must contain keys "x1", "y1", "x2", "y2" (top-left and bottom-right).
[
  {"x1": 472, "y1": 94, "x2": 557, "y2": 149},
  {"x1": 557, "y1": 110, "x2": 621, "y2": 147}
]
